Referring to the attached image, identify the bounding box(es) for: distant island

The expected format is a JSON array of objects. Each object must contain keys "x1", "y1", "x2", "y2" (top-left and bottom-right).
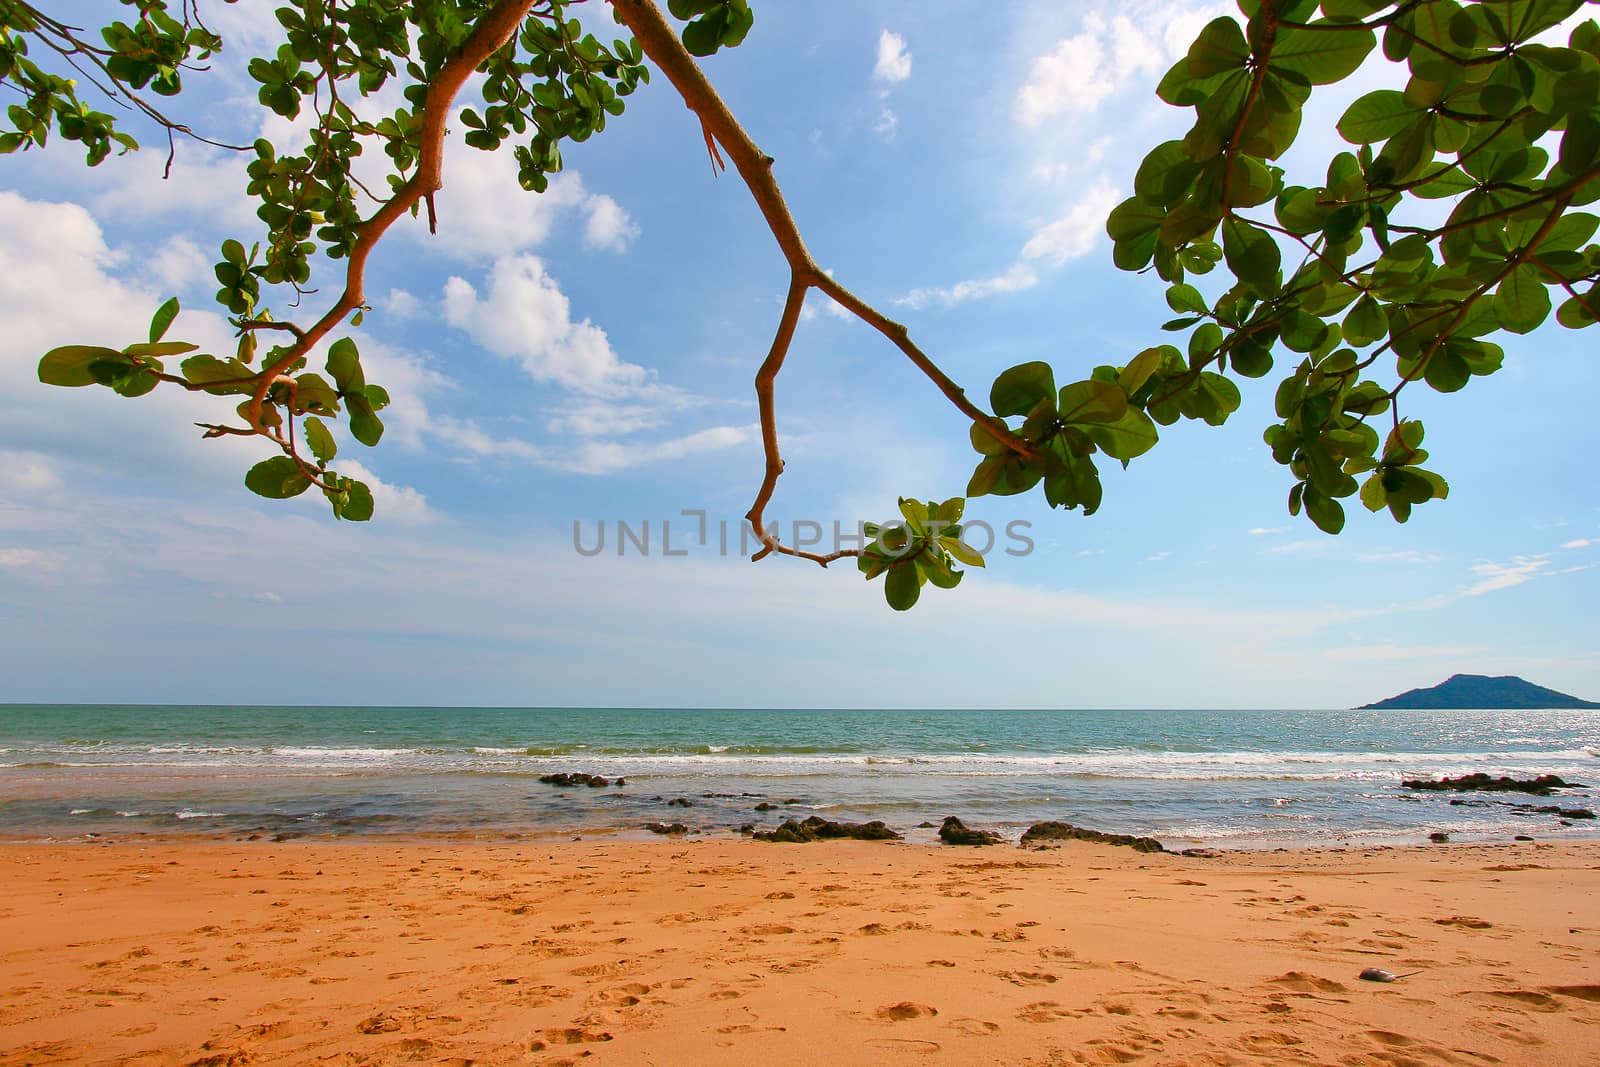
[{"x1": 1359, "y1": 673, "x2": 1600, "y2": 710}]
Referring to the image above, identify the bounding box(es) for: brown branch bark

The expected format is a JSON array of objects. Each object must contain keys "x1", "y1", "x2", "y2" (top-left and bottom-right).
[
  {"x1": 610, "y1": 0, "x2": 1035, "y2": 566},
  {"x1": 248, "y1": 0, "x2": 539, "y2": 430}
]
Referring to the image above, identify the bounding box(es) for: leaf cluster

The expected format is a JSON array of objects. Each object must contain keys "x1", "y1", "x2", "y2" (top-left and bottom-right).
[{"x1": 857, "y1": 497, "x2": 985, "y2": 611}]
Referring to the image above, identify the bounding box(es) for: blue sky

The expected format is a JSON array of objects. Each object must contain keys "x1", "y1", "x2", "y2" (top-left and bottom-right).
[{"x1": 1, "y1": 0, "x2": 1595, "y2": 709}]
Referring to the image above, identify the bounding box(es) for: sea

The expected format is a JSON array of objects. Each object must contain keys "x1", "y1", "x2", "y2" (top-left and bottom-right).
[{"x1": 1, "y1": 704, "x2": 1596, "y2": 849}]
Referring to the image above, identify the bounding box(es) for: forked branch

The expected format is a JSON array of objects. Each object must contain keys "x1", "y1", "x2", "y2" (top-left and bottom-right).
[{"x1": 610, "y1": 0, "x2": 1035, "y2": 566}]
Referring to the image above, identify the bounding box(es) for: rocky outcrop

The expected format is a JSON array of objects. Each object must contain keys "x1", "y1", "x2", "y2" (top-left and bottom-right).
[
  {"x1": 538, "y1": 772, "x2": 615, "y2": 788},
  {"x1": 643, "y1": 822, "x2": 689, "y2": 835},
  {"x1": 1019, "y1": 821, "x2": 1165, "y2": 853},
  {"x1": 937, "y1": 816, "x2": 1003, "y2": 846},
  {"x1": 751, "y1": 816, "x2": 901, "y2": 843},
  {"x1": 1401, "y1": 773, "x2": 1583, "y2": 796}
]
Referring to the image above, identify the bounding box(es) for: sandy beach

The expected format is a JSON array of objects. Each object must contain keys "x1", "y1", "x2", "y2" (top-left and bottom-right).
[{"x1": 0, "y1": 838, "x2": 1595, "y2": 1065}]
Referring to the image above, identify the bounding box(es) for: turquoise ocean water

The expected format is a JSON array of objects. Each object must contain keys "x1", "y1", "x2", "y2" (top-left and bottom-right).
[{"x1": 1, "y1": 704, "x2": 1596, "y2": 848}]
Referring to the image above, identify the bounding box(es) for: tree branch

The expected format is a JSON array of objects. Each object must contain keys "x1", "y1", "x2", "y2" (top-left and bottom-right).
[
  {"x1": 248, "y1": 0, "x2": 539, "y2": 427},
  {"x1": 610, "y1": 0, "x2": 1034, "y2": 566}
]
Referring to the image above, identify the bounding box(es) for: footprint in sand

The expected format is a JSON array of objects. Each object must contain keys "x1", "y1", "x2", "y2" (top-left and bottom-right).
[
  {"x1": 1268, "y1": 971, "x2": 1350, "y2": 994},
  {"x1": 1547, "y1": 985, "x2": 1600, "y2": 1002},
  {"x1": 877, "y1": 1002, "x2": 939, "y2": 1021},
  {"x1": 1474, "y1": 990, "x2": 1566, "y2": 1013},
  {"x1": 1016, "y1": 1001, "x2": 1074, "y2": 1024},
  {"x1": 996, "y1": 970, "x2": 1058, "y2": 986},
  {"x1": 529, "y1": 1027, "x2": 614, "y2": 1049},
  {"x1": 866, "y1": 1038, "x2": 942, "y2": 1054},
  {"x1": 946, "y1": 1018, "x2": 1001, "y2": 1036}
]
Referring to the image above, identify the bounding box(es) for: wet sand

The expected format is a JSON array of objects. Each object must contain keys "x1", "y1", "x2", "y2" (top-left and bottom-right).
[{"x1": 1, "y1": 838, "x2": 1596, "y2": 1065}]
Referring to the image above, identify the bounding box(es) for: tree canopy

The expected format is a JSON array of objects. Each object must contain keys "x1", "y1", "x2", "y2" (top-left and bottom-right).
[{"x1": 8, "y1": 0, "x2": 1599, "y2": 609}]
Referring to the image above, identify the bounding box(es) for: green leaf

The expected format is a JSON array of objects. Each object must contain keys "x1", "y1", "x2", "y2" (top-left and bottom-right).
[
  {"x1": 1165, "y1": 283, "x2": 1207, "y2": 314},
  {"x1": 326, "y1": 336, "x2": 366, "y2": 393},
  {"x1": 341, "y1": 478, "x2": 374, "y2": 521},
  {"x1": 1271, "y1": 25, "x2": 1377, "y2": 85},
  {"x1": 1336, "y1": 89, "x2": 1416, "y2": 144},
  {"x1": 244, "y1": 456, "x2": 312, "y2": 499},
  {"x1": 1423, "y1": 347, "x2": 1471, "y2": 392},
  {"x1": 944, "y1": 534, "x2": 986, "y2": 568},
  {"x1": 1057, "y1": 379, "x2": 1127, "y2": 425},
  {"x1": 293, "y1": 372, "x2": 340, "y2": 415},
  {"x1": 884, "y1": 563, "x2": 921, "y2": 611},
  {"x1": 1497, "y1": 264, "x2": 1552, "y2": 333},
  {"x1": 38, "y1": 345, "x2": 123, "y2": 387},
  {"x1": 1342, "y1": 295, "x2": 1389, "y2": 347},
  {"x1": 346, "y1": 394, "x2": 385, "y2": 446},
  {"x1": 991, "y1": 361, "x2": 1056, "y2": 417},
  {"x1": 303, "y1": 416, "x2": 337, "y2": 464},
  {"x1": 1303, "y1": 484, "x2": 1346, "y2": 533},
  {"x1": 1087, "y1": 407, "x2": 1160, "y2": 461},
  {"x1": 1119, "y1": 349, "x2": 1163, "y2": 396},
  {"x1": 1556, "y1": 286, "x2": 1598, "y2": 328},
  {"x1": 1187, "y1": 17, "x2": 1250, "y2": 77},
  {"x1": 1222, "y1": 218, "x2": 1281, "y2": 288},
  {"x1": 122, "y1": 340, "x2": 198, "y2": 358},
  {"x1": 148, "y1": 297, "x2": 179, "y2": 343}
]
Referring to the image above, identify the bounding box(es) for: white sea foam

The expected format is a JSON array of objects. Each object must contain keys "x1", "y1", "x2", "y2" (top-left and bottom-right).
[{"x1": 174, "y1": 810, "x2": 226, "y2": 819}]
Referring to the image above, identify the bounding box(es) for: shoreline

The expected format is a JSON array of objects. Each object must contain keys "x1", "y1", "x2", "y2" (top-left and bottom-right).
[{"x1": 2, "y1": 837, "x2": 1596, "y2": 1065}]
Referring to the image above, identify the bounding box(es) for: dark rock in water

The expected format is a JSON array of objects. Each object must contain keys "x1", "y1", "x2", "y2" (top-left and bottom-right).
[
  {"x1": 781, "y1": 798, "x2": 805, "y2": 805},
  {"x1": 1514, "y1": 834, "x2": 1535, "y2": 841},
  {"x1": 667, "y1": 797, "x2": 694, "y2": 807},
  {"x1": 1020, "y1": 821, "x2": 1165, "y2": 853},
  {"x1": 937, "y1": 816, "x2": 1003, "y2": 847},
  {"x1": 1514, "y1": 803, "x2": 1597, "y2": 819},
  {"x1": 1428, "y1": 832, "x2": 1450, "y2": 843},
  {"x1": 1401, "y1": 773, "x2": 1581, "y2": 796},
  {"x1": 737, "y1": 823, "x2": 755, "y2": 835},
  {"x1": 753, "y1": 802, "x2": 777, "y2": 812},
  {"x1": 643, "y1": 822, "x2": 689, "y2": 835},
  {"x1": 614, "y1": 778, "x2": 626, "y2": 787},
  {"x1": 539, "y1": 772, "x2": 611, "y2": 788},
  {"x1": 916, "y1": 821, "x2": 938, "y2": 829},
  {"x1": 751, "y1": 816, "x2": 901, "y2": 843}
]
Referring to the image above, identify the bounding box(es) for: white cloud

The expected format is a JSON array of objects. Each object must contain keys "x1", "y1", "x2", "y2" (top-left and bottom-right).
[
  {"x1": 0, "y1": 451, "x2": 60, "y2": 494},
  {"x1": 874, "y1": 107, "x2": 899, "y2": 141},
  {"x1": 558, "y1": 425, "x2": 757, "y2": 476},
  {"x1": 85, "y1": 146, "x2": 256, "y2": 233},
  {"x1": 1014, "y1": 7, "x2": 1226, "y2": 128},
  {"x1": 432, "y1": 415, "x2": 753, "y2": 476},
  {"x1": 1357, "y1": 550, "x2": 1443, "y2": 564},
  {"x1": 1145, "y1": 550, "x2": 1171, "y2": 562},
  {"x1": 332, "y1": 458, "x2": 432, "y2": 524},
  {"x1": 442, "y1": 255, "x2": 652, "y2": 396},
  {"x1": 1020, "y1": 181, "x2": 1118, "y2": 266},
  {"x1": 873, "y1": 30, "x2": 913, "y2": 86},
  {"x1": 1321, "y1": 644, "x2": 1484, "y2": 663},
  {"x1": 1463, "y1": 554, "x2": 1553, "y2": 596},
  {"x1": 897, "y1": 263, "x2": 1039, "y2": 310},
  {"x1": 381, "y1": 288, "x2": 421, "y2": 319},
  {"x1": 147, "y1": 236, "x2": 212, "y2": 293},
  {"x1": 1248, "y1": 526, "x2": 1288, "y2": 536},
  {"x1": 394, "y1": 116, "x2": 639, "y2": 261},
  {"x1": 582, "y1": 194, "x2": 640, "y2": 253},
  {"x1": 0, "y1": 191, "x2": 263, "y2": 485},
  {"x1": 1562, "y1": 538, "x2": 1593, "y2": 549},
  {"x1": 0, "y1": 547, "x2": 57, "y2": 571}
]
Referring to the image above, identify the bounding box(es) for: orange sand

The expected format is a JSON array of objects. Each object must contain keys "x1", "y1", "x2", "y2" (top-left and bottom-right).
[{"x1": 0, "y1": 838, "x2": 1596, "y2": 1065}]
